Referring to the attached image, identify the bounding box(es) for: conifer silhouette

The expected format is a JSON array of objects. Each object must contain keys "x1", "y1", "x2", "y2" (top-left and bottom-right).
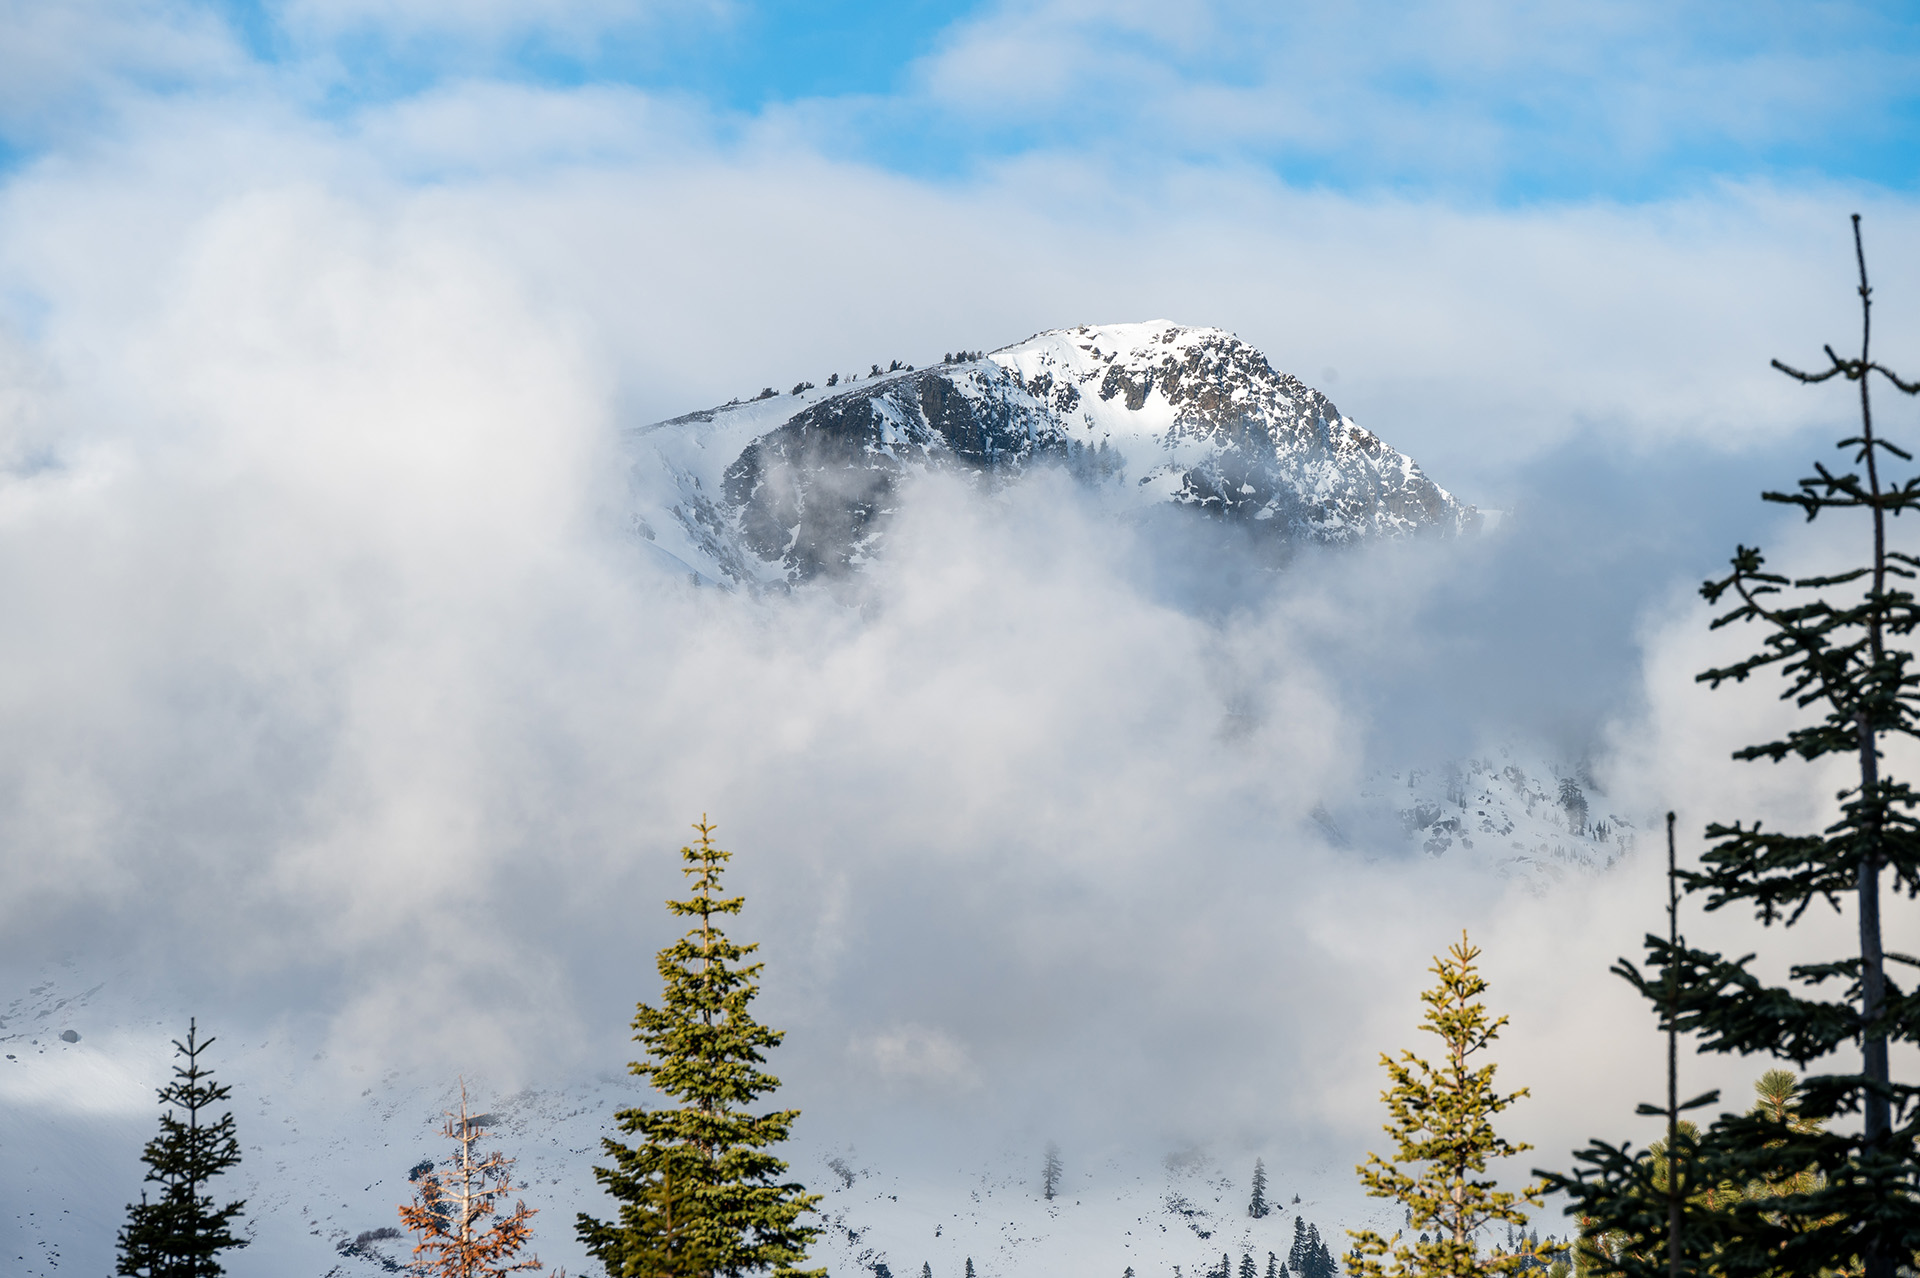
[
  {"x1": 577, "y1": 816, "x2": 821, "y2": 1277},
  {"x1": 1556, "y1": 214, "x2": 1920, "y2": 1278},
  {"x1": 114, "y1": 1019, "x2": 247, "y2": 1278}
]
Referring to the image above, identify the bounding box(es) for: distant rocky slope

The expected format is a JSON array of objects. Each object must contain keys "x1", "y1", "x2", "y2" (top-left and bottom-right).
[{"x1": 626, "y1": 322, "x2": 1479, "y2": 586}]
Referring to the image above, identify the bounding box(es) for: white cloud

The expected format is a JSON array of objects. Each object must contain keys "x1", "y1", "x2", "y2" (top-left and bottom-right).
[
  {"x1": 853, "y1": 1024, "x2": 985, "y2": 1095},
  {"x1": 909, "y1": 0, "x2": 1920, "y2": 190},
  {"x1": 271, "y1": 0, "x2": 719, "y2": 63},
  {"x1": 0, "y1": 0, "x2": 248, "y2": 140}
]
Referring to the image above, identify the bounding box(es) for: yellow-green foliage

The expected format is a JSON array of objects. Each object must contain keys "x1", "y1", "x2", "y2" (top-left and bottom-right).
[
  {"x1": 1348, "y1": 933, "x2": 1545, "y2": 1278},
  {"x1": 577, "y1": 818, "x2": 822, "y2": 1278},
  {"x1": 1573, "y1": 1070, "x2": 1843, "y2": 1278}
]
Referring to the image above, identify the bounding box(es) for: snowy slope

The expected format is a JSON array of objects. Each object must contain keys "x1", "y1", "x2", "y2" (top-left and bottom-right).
[
  {"x1": 5, "y1": 1007, "x2": 1561, "y2": 1278},
  {"x1": 4, "y1": 746, "x2": 1604, "y2": 1278},
  {"x1": 806, "y1": 1147, "x2": 1391, "y2": 1278},
  {"x1": 1, "y1": 971, "x2": 1388, "y2": 1278},
  {"x1": 1321, "y1": 751, "x2": 1636, "y2": 886},
  {"x1": 628, "y1": 323, "x2": 1478, "y2": 586}
]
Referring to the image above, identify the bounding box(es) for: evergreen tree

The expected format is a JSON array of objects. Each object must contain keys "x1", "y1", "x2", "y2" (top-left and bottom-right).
[
  {"x1": 1266, "y1": 1252, "x2": 1281, "y2": 1278},
  {"x1": 577, "y1": 817, "x2": 822, "y2": 1277},
  {"x1": 400, "y1": 1080, "x2": 546, "y2": 1276},
  {"x1": 921, "y1": 1264, "x2": 932, "y2": 1278},
  {"x1": 1572, "y1": 1072, "x2": 1840, "y2": 1278},
  {"x1": 1555, "y1": 215, "x2": 1920, "y2": 1278},
  {"x1": 1042, "y1": 1144, "x2": 1062, "y2": 1200},
  {"x1": 1347, "y1": 934, "x2": 1543, "y2": 1278},
  {"x1": 964, "y1": 1260, "x2": 975, "y2": 1278},
  {"x1": 1288, "y1": 1223, "x2": 1339, "y2": 1278},
  {"x1": 114, "y1": 1019, "x2": 248, "y2": 1278},
  {"x1": 1242, "y1": 1253, "x2": 1259, "y2": 1278},
  {"x1": 1250, "y1": 1160, "x2": 1270, "y2": 1219}
]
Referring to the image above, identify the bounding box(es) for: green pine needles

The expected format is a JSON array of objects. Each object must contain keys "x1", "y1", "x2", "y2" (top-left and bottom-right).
[
  {"x1": 1556, "y1": 215, "x2": 1920, "y2": 1278},
  {"x1": 1348, "y1": 933, "x2": 1545, "y2": 1278},
  {"x1": 578, "y1": 816, "x2": 822, "y2": 1278},
  {"x1": 114, "y1": 1019, "x2": 249, "y2": 1278}
]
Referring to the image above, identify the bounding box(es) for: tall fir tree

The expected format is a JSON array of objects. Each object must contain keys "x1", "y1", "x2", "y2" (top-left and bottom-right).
[
  {"x1": 1556, "y1": 215, "x2": 1920, "y2": 1278},
  {"x1": 400, "y1": 1080, "x2": 547, "y2": 1277},
  {"x1": 578, "y1": 817, "x2": 821, "y2": 1278},
  {"x1": 1250, "y1": 1159, "x2": 1270, "y2": 1219},
  {"x1": 115, "y1": 1019, "x2": 248, "y2": 1278},
  {"x1": 1347, "y1": 934, "x2": 1543, "y2": 1278},
  {"x1": 1042, "y1": 1144, "x2": 1062, "y2": 1201}
]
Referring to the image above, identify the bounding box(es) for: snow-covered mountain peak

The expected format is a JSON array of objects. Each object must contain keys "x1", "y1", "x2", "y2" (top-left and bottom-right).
[{"x1": 627, "y1": 322, "x2": 1478, "y2": 587}]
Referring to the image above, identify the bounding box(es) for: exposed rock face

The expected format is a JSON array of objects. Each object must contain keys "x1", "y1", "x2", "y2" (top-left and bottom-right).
[{"x1": 630, "y1": 321, "x2": 1478, "y2": 585}]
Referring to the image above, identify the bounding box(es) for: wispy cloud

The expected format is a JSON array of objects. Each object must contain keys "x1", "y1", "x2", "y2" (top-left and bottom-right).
[
  {"x1": 905, "y1": 0, "x2": 1920, "y2": 196},
  {"x1": 5, "y1": 2, "x2": 1917, "y2": 197}
]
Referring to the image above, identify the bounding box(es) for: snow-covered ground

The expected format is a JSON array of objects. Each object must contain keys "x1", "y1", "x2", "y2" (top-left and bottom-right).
[
  {"x1": 2, "y1": 973, "x2": 1399, "y2": 1278},
  {"x1": 1326, "y1": 751, "x2": 1634, "y2": 886},
  {"x1": 4, "y1": 741, "x2": 1602, "y2": 1278},
  {"x1": 2, "y1": 967, "x2": 1379, "y2": 1278}
]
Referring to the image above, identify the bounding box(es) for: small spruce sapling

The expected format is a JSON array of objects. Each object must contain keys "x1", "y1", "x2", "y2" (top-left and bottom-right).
[
  {"x1": 1347, "y1": 934, "x2": 1544, "y2": 1278},
  {"x1": 399, "y1": 1080, "x2": 548, "y2": 1277}
]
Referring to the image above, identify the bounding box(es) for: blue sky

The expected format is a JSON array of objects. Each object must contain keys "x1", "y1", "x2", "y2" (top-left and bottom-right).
[
  {"x1": 4, "y1": 0, "x2": 1918, "y2": 494},
  {"x1": 7, "y1": 0, "x2": 1919, "y2": 201}
]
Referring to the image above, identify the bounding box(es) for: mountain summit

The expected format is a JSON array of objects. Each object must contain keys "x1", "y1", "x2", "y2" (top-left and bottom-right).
[{"x1": 627, "y1": 321, "x2": 1478, "y2": 585}]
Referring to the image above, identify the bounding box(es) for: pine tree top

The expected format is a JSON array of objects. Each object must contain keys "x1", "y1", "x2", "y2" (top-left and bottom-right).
[
  {"x1": 579, "y1": 817, "x2": 822, "y2": 1278},
  {"x1": 116, "y1": 1019, "x2": 248, "y2": 1278},
  {"x1": 1348, "y1": 933, "x2": 1545, "y2": 1278}
]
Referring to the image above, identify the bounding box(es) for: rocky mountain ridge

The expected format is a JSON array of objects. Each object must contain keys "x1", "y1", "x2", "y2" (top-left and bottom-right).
[{"x1": 627, "y1": 322, "x2": 1478, "y2": 586}]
